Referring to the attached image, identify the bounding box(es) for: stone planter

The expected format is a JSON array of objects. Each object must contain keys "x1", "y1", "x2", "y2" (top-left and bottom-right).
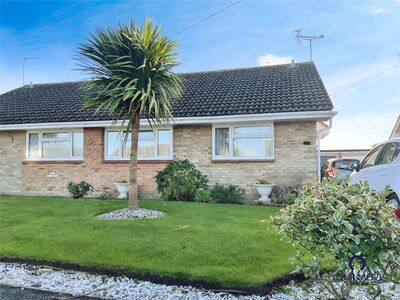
[
  {"x1": 114, "y1": 182, "x2": 129, "y2": 199},
  {"x1": 254, "y1": 184, "x2": 275, "y2": 203}
]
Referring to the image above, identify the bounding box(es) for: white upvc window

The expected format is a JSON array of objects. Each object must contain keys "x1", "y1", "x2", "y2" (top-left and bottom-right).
[
  {"x1": 26, "y1": 130, "x2": 84, "y2": 160},
  {"x1": 104, "y1": 127, "x2": 173, "y2": 160},
  {"x1": 212, "y1": 123, "x2": 274, "y2": 160}
]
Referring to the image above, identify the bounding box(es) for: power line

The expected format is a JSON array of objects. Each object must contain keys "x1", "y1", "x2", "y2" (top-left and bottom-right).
[
  {"x1": 331, "y1": 63, "x2": 400, "y2": 95},
  {"x1": 171, "y1": 0, "x2": 242, "y2": 37}
]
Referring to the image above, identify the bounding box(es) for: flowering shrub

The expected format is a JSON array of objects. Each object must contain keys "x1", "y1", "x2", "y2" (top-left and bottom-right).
[{"x1": 270, "y1": 178, "x2": 400, "y2": 296}]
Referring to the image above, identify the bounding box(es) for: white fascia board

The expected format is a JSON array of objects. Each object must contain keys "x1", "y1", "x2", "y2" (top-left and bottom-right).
[{"x1": 0, "y1": 111, "x2": 337, "y2": 131}]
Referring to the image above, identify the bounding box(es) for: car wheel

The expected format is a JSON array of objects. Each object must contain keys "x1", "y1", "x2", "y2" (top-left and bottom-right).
[{"x1": 387, "y1": 193, "x2": 400, "y2": 208}]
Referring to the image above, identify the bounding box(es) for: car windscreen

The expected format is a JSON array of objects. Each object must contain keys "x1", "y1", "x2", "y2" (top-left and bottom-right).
[{"x1": 333, "y1": 159, "x2": 359, "y2": 170}]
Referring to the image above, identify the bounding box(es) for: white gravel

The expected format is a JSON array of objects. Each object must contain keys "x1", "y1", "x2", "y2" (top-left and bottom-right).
[
  {"x1": 0, "y1": 263, "x2": 264, "y2": 300},
  {"x1": 1, "y1": 263, "x2": 398, "y2": 299},
  {"x1": 96, "y1": 208, "x2": 165, "y2": 220}
]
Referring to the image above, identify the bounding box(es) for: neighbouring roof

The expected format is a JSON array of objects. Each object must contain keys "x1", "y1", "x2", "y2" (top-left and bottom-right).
[
  {"x1": 0, "y1": 62, "x2": 333, "y2": 125},
  {"x1": 390, "y1": 114, "x2": 400, "y2": 139}
]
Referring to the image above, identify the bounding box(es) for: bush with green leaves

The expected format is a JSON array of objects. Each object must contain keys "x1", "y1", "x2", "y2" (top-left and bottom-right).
[
  {"x1": 270, "y1": 178, "x2": 400, "y2": 297},
  {"x1": 194, "y1": 188, "x2": 211, "y2": 203},
  {"x1": 210, "y1": 183, "x2": 245, "y2": 204},
  {"x1": 155, "y1": 159, "x2": 208, "y2": 201},
  {"x1": 269, "y1": 185, "x2": 299, "y2": 205},
  {"x1": 66, "y1": 181, "x2": 94, "y2": 199}
]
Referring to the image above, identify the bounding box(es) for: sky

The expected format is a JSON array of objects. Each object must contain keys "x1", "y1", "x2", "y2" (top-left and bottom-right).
[{"x1": 1, "y1": 0, "x2": 399, "y2": 150}]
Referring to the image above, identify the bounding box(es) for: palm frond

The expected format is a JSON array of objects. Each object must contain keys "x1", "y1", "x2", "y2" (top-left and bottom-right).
[{"x1": 76, "y1": 17, "x2": 182, "y2": 129}]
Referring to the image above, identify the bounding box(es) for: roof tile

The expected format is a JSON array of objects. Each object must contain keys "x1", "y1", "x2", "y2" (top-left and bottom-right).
[{"x1": 0, "y1": 62, "x2": 333, "y2": 125}]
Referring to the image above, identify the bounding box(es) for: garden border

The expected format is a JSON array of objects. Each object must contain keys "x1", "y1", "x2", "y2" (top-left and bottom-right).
[{"x1": 0, "y1": 256, "x2": 305, "y2": 295}]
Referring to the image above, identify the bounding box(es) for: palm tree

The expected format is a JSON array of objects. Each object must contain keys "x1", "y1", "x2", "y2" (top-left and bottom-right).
[{"x1": 77, "y1": 18, "x2": 182, "y2": 210}]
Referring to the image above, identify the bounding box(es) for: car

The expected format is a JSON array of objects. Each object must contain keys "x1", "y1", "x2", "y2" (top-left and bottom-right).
[
  {"x1": 349, "y1": 138, "x2": 400, "y2": 208},
  {"x1": 321, "y1": 158, "x2": 360, "y2": 180}
]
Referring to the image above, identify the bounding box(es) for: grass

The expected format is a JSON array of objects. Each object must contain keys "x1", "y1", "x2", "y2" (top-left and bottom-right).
[{"x1": 0, "y1": 195, "x2": 296, "y2": 289}]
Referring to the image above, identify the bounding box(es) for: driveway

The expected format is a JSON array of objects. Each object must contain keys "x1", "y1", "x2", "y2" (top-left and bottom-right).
[{"x1": 0, "y1": 285, "x2": 97, "y2": 300}]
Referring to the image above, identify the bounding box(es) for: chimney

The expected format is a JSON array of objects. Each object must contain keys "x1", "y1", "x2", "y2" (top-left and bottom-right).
[
  {"x1": 30, "y1": 81, "x2": 33, "y2": 88},
  {"x1": 290, "y1": 59, "x2": 295, "y2": 67}
]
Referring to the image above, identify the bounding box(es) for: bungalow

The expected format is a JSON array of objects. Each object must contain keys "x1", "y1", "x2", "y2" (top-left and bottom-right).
[{"x1": 0, "y1": 62, "x2": 335, "y2": 199}]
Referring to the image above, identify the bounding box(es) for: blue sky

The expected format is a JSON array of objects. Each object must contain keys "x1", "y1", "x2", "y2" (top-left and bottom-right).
[{"x1": 1, "y1": 0, "x2": 399, "y2": 149}]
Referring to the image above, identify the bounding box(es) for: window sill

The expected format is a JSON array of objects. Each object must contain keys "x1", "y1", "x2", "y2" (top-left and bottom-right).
[
  {"x1": 212, "y1": 159, "x2": 275, "y2": 163},
  {"x1": 23, "y1": 160, "x2": 83, "y2": 164},
  {"x1": 102, "y1": 159, "x2": 173, "y2": 164}
]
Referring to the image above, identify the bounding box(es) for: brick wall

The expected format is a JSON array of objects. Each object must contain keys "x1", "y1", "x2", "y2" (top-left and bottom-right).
[
  {"x1": 174, "y1": 122, "x2": 317, "y2": 200},
  {"x1": 0, "y1": 131, "x2": 25, "y2": 194},
  {"x1": 0, "y1": 121, "x2": 317, "y2": 199},
  {"x1": 0, "y1": 129, "x2": 167, "y2": 198}
]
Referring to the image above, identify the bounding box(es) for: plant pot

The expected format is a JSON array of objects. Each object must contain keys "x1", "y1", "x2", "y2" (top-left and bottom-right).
[
  {"x1": 114, "y1": 182, "x2": 129, "y2": 199},
  {"x1": 254, "y1": 184, "x2": 275, "y2": 203}
]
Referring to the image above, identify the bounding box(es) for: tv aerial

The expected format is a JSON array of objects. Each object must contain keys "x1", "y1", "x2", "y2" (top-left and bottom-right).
[
  {"x1": 22, "y1": 57, "x2": 39, "y2": 86},
  {"x1": 294, "y1": 29, "x2": 324, "y2": 61}
]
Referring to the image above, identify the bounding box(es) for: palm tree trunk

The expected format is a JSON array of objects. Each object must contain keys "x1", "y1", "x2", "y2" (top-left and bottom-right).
[{"x1": 128, "y1": 114, "x2": 140, "y2": 210}]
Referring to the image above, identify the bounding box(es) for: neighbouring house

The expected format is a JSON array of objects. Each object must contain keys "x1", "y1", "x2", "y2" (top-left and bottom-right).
[
  {"x1": 320, "y1": 149, "x2": 370, "y2": 166},
  {"x1": 390, "y1": 114, "x2": 400, "y2": 139},
  {"x1": 0, "y1": 62, "x2": 335, "y2": 199}
]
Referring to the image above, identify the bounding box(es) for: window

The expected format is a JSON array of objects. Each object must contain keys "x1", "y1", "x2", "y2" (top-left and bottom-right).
[
  {"x1": 26, "y1": 130, "x2": 83, "y2": 160},
  {"x1": 213, "y1": 124, "x2": 274, "y2": 160},
  {"x1": 378, "y1": 142, "x2": 400, "y2": 165},
  {"x1": 360, "y1": 145, "x2": 383, "y2": 169},
  {"x1": 215, "y1": 128, "x2": 229, "y2": 156},
  {"x1": 105, "y1": 128, "x2": 172, "y2": 160}
]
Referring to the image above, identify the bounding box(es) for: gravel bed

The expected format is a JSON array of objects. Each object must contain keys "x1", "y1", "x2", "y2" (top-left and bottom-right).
[
  {"x1": 96, "y1": 208, "x2": 165, "y2": 220},
  {"x1": 0, "y1": 263, "x2": 264, "y2": 300},
  {"x1": 1, "y1": 263, "x2": 398, "y2": 299}
]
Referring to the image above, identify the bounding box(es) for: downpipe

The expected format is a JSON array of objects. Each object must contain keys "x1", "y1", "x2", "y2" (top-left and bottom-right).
[{"x1": 317, "y1": 118, "x2": 333, "y2": 181}]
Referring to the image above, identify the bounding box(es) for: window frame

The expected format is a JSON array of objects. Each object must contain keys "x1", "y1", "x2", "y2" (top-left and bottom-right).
[
  {"x1": 25, "y1": 129, "x2": 84, "y2": 161},
  {"x1": 104, "y1": 127, "x2": 173, "y2": 161},
  {"x1": 212, "y1": 122, "x2": 275, "y2": 161}
]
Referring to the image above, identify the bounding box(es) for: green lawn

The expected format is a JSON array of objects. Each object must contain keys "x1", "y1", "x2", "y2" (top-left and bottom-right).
[{"x1": 0, "y1": 195, "x2": 296, "y2": 289}]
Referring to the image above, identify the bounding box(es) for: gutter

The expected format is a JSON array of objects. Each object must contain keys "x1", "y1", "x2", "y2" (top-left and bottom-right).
[
  {"x1": 317, "y1": 117, "x2": 333, "y2": 180},
  {"x1": 0, "y1": 110, "x2": 337, "y2": 131}
]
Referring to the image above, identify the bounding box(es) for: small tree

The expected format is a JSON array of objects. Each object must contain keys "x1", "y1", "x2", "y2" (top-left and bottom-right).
[{"x1": 77, "y1": 18, "x2": 182, "y2": 210}]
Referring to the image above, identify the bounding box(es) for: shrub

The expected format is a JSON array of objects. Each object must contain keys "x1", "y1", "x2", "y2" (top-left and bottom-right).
[
  {"x1": 210, "y1": 183, "x2": 245, "y2": 204},
  {"x1": 66, "y1": 181, "x2": 94, "y2": 199},
  {"x1": 270, "y1": 178, "x2": 400, "y2": 297},
  {"x1": 155, "y1": 159, "x2": 208, "y2": 201},
  {"x1": 194, "y1": 188, "x2": 211, "y2": 202},
  {"x1": 256, "y1": 179, "x2": 272, "y2": 184},
  {"x1": 269, "y1": 186, "x2": 299, "y2": 205},
  {"x1": 269, "y1": 186, "x2": 284, "y2": 204},
  {"x1": 284, "y1": 193, "x2": 296, "y2": 205}
]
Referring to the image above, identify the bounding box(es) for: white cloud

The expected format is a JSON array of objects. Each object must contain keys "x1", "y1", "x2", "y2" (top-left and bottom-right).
[
  {"x1": 371, "y1": 7, "x2": 390, "y2": 15},
  {"x1": 257, "y1": 54, "x2": 293, "y2": 66}
]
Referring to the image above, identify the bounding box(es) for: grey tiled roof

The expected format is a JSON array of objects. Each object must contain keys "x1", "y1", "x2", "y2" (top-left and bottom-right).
[{"x1": 0, "y1": 62, "x2": 333, "y2": 125}]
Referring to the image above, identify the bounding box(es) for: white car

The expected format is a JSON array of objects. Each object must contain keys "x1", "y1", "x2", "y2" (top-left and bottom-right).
[{"x1": 349, "y1": 138, "x2": 400, "y2": 208}]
